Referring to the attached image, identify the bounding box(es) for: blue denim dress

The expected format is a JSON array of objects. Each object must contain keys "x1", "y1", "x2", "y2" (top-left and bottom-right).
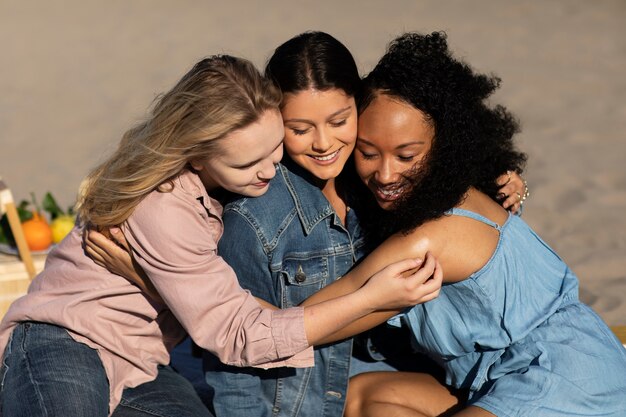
[
  {"x1": 403, "y1": 208, "x2": 626, "y2": 416},
  {"x1": 203, "y1": 161, "x2": 367, "y2": 417}
]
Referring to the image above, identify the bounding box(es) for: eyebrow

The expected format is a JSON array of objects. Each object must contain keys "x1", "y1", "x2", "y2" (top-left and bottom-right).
[
  {"x1": 231, "y1": 137, "x2": 284, "y2": 168},
  {"x1": 283, "y1": 106, "x2": 352, "y2": 124},
  {"x1": 357, "y1": 138, "x2": 426, "y2": 149}
]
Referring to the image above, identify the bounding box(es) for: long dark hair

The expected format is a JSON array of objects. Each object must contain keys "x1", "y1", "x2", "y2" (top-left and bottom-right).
[
  {"x1": 355, "y1": 32, "x2": 527, "y2": 242},
  {"x1": 264, "y1": 31, "x2": 365, "y2": 207},
  {"x1": 264, "y1": 31, "x2": 361, "y2": 98}
]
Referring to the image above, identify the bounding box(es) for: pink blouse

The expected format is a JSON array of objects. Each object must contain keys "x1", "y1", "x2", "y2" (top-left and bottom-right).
[{"x1": 0, "y1": 170, "x2": 313, "y2": 414}]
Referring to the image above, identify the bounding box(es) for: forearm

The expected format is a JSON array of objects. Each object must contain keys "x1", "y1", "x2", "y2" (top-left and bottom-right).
[
  {"x1": 311, "y1": 310, "x2": 399, "y2": 345},
  {"x1": 302, "y1": 289, "x2": 376, "y2": 345},
  {"x1": 300, "y1": 234, "x2": 430, "y2": 344},
  {"x1": 300, "y1": 242, "x2": 400, "y2": 308},
  {"x1": 258, "y1": 293, "x2": 399, "y2": 345}
]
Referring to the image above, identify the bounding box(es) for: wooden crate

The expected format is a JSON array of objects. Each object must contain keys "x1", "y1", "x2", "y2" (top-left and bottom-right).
[{"x1": 0, "y1": 253, "x2": 46, "y2": 319}]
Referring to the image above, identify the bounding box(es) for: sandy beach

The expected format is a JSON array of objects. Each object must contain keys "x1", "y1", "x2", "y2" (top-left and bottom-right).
[{"x1": 0, "y1": 0, "x2": 625, "y2": 326}]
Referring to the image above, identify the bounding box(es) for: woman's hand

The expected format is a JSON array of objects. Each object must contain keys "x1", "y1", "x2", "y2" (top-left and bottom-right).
[
  {"x1": 360, "y1": 252, "x2": 442, "y2": 311},
  {"x1": 83, "y1": 228, "x2": 163, "y2": 302},
  {"x1": 496, "y1": 171, "x2": 529, "y2": 214},
  {"x1": 84, "y1": 228, "x2": 134, "y2": 276}
]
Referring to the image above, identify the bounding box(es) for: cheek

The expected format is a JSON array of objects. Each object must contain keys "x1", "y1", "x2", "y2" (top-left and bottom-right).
[
  {"x1": 224, "y1": 170, "x2": 250, "y2": 187},
  {"x1": 283, "y1": 133, "x2": 305, "y2": 157},
  {"x1": 273, "y1": 147, "x2": 284, "y2": 164},
  {"x1": 354, "y1": 156, "x2": 372, "y2": 180},
  {"x1": 341, "y1": 120, "x2": 358, "y2": 143}
]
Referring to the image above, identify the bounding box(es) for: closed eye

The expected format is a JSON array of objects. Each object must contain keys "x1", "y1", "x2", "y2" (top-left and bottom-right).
[
  {"x1": 329, "y1": 119, "x2": 347, "y2": 128},
  {"x1": 357, "y1": 149, "x2": 377, "y2": 160},
  {"x1": 291, "y1": 127, "x2": 310, "y2": 136}
]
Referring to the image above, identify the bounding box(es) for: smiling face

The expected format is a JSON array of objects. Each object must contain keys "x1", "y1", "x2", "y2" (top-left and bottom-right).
[
  {"x1": 281, "y1": 88, "x2": 357, "y2": 182},
  {"x1": 355, "y1": 94, "x2": 435, "y2": 210},
  {"x1": 191, "y1": 109, "x2": 284, "y2": 197}
]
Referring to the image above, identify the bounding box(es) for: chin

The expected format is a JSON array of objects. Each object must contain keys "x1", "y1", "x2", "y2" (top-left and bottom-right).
[
  {"x1": 378, "y1": 201, "x2": 395, "y2": 211},
  {"x1": 310, "y1": 167, "x2": 342, "y2": 181}
]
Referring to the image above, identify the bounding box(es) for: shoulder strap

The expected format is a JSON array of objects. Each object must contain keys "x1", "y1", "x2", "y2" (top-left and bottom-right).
[{"x1": 447, "y1": 207, "x2": 501, "y2": 230}]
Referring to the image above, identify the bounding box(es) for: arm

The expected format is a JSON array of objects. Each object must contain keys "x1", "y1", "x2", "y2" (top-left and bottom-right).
[
  {"x1": 91, "y1": 191, "x2": 440, "y2": 367},
  {"x1": 299, "y1": 233, "x2": 437, "y2": 345},
  {"x1": 84, "y1": 227, "x2": 163, "y2": 301},
  {"x1": 84, "y1": 218, "x2": 441, "y2": 348},
  {"x1": 84, "y1": 228, "x2": 276, "y2": 309}
]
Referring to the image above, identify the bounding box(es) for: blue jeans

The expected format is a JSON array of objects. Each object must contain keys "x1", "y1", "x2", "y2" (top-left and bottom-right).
[{"x1": 0, "y1": 322, "x2": 212, "y2": 417}]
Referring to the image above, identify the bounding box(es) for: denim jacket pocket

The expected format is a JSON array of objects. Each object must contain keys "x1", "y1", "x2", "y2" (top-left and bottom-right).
[{"x1": 280, "y1": 256, "x2": 329, "y2": 306}]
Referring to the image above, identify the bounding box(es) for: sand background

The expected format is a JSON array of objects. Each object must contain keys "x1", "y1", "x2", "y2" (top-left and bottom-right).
[{"x1": 0, "y1": 0, "x2": 624, "y2": 326}]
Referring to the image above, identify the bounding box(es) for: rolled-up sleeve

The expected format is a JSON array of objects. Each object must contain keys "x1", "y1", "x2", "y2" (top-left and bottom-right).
[{"x1": 122, "y1": 188, "x2": 313, "y2": 368}]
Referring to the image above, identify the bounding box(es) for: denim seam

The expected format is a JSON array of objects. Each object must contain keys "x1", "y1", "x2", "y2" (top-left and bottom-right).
[
  {"x1": 227, "y1": 206, "x2": 274, "y2": 253},
  {"x1": 291, "y1": 366, "x2": 311, "y2": 416},
  {"x1": 118, "y1": 399, "x2": 168, "y2": 417},
  {"x1": 23, "y1": 332, "x2": 49, "y2": 416},
  {"x1": 0, "y1": 329, "x2": 13, "y2": 391}
]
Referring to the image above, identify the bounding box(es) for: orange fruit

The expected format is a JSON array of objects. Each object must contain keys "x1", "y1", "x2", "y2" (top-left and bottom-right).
[{"x1": 22, "y1": 212, "x2": 53, "y2": 251}]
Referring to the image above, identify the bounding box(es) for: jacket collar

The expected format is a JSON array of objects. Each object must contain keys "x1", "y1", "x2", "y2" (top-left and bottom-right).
[{"x1": 279, "y1": 160, "x2": 335, "y2": 235}]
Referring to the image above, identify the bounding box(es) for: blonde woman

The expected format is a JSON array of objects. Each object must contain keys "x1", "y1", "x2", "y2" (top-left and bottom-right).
[{"x1": 0, "y1": 55, "x2": 442, "y2": 417}]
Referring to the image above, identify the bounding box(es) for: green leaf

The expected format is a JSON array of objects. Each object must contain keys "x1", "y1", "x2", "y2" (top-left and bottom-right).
[
  {"x1": 42, "y1": 192, "x2": 64, "y2": 220},
  {"x1": 0, "y1": 214, "x2": 15, "y2": 246},
  {"x1": 0, "y1": 215, "x2": 8, "y2": 244},
  {"x1": 17, "y1": 200, "x2": 33, "y2": 222}
]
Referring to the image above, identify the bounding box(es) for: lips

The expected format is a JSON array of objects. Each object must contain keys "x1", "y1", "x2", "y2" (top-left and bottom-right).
[
  {"x1": 309, "y1": 148, "x2": 340, "y2": 163},
  {"x1": 252, "y1": 180, "x2": 270, "y2": 188},
  {"x1": 372, "y1": 184, "x2": 406, "y2": 202}
]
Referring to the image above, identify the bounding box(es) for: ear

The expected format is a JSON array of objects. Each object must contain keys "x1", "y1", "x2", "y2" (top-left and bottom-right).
[{"x1": 189, "y1": 158, "x2": 204, "y2": 171}]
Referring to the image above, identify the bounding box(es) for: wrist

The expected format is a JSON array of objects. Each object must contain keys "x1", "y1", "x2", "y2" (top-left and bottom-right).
[{"x1": 347, "y1": 286, "x2": 377, "y2": 316}]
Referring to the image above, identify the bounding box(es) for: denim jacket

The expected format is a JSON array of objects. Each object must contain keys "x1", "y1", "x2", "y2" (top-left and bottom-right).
[{"x1": 204, "y1": 161, "x2": 367, "y2": 417}]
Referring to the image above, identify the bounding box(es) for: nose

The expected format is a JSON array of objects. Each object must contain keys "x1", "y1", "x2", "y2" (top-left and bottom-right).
[
  {"x1": 257, "y1": 159, "x2": 276, "y2": 181},
  {"x1": 373, "y1": 158, "x2": 399, "y2": 185},
  {"x1": 311, "y1": 128, "x2": 332, "y2": 153}
]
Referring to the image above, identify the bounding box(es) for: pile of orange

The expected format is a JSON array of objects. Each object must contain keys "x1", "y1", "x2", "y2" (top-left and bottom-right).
[{"x1": 22, "y1": 212, "x2": 53, "y2": 251}]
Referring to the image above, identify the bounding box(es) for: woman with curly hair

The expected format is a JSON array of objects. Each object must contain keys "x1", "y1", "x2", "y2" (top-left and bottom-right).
[{"x1": 341, "y1": 32, "x2": 626, "y2": 416}]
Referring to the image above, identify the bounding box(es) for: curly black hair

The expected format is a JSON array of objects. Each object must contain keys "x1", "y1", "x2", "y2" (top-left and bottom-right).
[{"x1": 352, "y1": 31, "x2": 527, "y2": 242}]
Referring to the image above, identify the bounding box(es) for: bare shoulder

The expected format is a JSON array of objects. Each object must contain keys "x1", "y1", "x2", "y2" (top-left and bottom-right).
[{"x1": 395, "y1": 209, "x2": 502, "y2": 283}]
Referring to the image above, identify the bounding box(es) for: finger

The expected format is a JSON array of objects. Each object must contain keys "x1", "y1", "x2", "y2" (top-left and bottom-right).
[
  {"x1": 384, "y1": 257, "x2": 425, "y2": 277},
  {"x1": 406, "y1": 252, "x2": 436, "y2": 285},
  {"x1": 84, "y1": 245, "x2": 106, "y2": 266},
  {"x1": 84, "y1": 236, "x2": 109, "y2": 259},
  {"x1": 509, "y1": 172, "x2": 524, "y2": 186},
  {"x1": 420, "y1": 260, "x2": 443, "y2": 292},
  {"x1": 419, "y1": 289, "x2": 441, "y2": 303},
  {"x1": 432, "y1": 259, "x2": 443, "y2": 284},
  {"x1": 495, "y1": 172, "x2": 511, "y2": 186},
  {"x1": 87, "y1": 229, "x2": 115, "y2": 247},
  {"x1": 502, "y1": 176, "x2": 525, "y2": 199},
  {"x1": 497, "y1": 182, "x2": 516, "y2": 197},
  {"x1": 89, "y1": 229, "x2": 128, "y2": 257},
  {"x1": 501, "y1": 193, "x2": 520, "y2": 210},
  {"x1": 110, "y1": 228, "x2": 131, "y2": 252}
]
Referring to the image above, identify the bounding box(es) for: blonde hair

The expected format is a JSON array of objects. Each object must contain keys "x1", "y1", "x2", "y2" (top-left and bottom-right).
[{"x1": 77, "y1": 55, "x2": 281, "y2": 227}]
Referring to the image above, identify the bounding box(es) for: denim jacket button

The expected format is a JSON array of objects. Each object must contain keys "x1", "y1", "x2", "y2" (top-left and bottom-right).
[
  {"x1": 295, "y1": 265, "x2": 306, "y2": 283},
  {"x1": 326, "y1": 390, "x2": 342, "y2": 399}
]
